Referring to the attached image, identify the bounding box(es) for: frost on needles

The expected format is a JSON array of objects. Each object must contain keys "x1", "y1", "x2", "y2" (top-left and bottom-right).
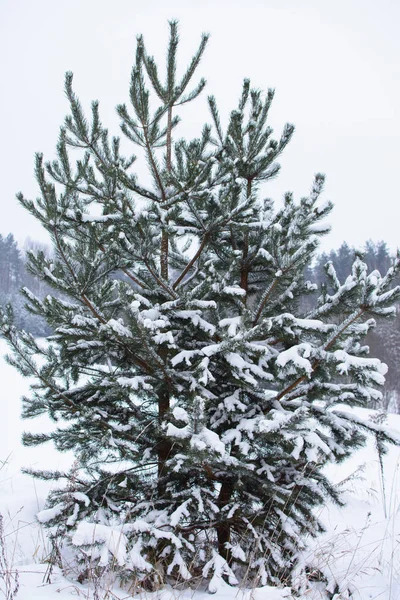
[{"x1": 1, "y1": 20, "x2": 400, "y2": 592}]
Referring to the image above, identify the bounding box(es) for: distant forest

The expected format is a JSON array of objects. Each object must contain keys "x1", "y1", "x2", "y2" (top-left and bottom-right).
[
  {"x1": 1, "y1": 233, "x2": 399, "y2": 412},
  {"x1": 0, "y1": 233, "x2": 51, "y2": 336}
]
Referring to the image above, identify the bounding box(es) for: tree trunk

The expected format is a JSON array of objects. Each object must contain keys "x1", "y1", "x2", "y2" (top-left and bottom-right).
[
  {"x1": 157, "y1": 387, "x2": 171, "y2": 497},
  {"x1": 216, "y1": 480, "x2": 234, "y2": 563},
  {"x1": 160, "y1": 106, "x2": 173, "y2": 280}
]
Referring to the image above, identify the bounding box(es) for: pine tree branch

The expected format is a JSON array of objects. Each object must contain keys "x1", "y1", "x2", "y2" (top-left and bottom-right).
[
  {"x1": 53, "y1": 227, "x2": 107, "y2": 324},
  {"x1": 120, "y1": 267, "x2": 149, "y2": 290},
  {"x1": 143, "y1": 257, "x2": 178, "y2": 298},
  {"x1": 173, "y1": 232, "x2": 210, "y2": 289},
  {"x1": 252, "y1": 248, "x2": 313, "y2": 326},
  {"x1": 2, "y1": 330, "x2": 80, "y2": 411},
  {"x1": 52, "y1": 228, "x2": 155, "y2": 374},
  {"x1": 142, "y1": 124, "x2": 166, "y2": 202},
  {"x1": 275, "y1": 307, "x2": 366, "y2": 402},
  {"x1": 79, "y1": 294, "x2": 104, "y2": 323},
  {"x1": 253, "y1": 279, "x2": 279, "y2": 326},
  {"x1": 239, "y1": 178, "x2": 253, "y2": 304},
  {"x1": 94, "y1": 234, "x2": 150, "y2": 291}
]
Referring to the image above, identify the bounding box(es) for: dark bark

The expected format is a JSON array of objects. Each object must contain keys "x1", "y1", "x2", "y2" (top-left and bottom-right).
[
  {"x1": 157, "y1": 386, "x2": 172, "y2": 497},
  {"x1": 216, "y1": 480, "x2": 234, "y2": 563}
]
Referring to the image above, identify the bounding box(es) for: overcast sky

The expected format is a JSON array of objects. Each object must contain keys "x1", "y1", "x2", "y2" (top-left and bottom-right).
[{"x1": 0, "y1": 0, "x2": 399, "y2": 253}]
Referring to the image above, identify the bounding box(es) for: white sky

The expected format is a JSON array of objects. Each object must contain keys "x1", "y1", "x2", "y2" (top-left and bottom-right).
[{"x1": 0, "y1": 0, "x2": 399, "y2": 253}]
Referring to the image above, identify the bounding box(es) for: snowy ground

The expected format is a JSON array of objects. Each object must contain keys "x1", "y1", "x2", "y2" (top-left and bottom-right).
[{"x1": 1, "y1": 338, "x2": 399, "y2": 600}]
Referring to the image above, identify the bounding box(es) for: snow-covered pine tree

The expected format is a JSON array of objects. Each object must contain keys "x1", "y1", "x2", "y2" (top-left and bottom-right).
[{"x1": 1, "y1": 21, "x2": 400, "y2": 591}]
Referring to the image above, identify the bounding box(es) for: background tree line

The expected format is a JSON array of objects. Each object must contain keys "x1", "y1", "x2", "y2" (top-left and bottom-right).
[
  {"x1": 1, "y1": 233, "x2": 399, "y2": 411},
  {"x1": 0, "y1": 233, "x2": 51, "y2": 336}
]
